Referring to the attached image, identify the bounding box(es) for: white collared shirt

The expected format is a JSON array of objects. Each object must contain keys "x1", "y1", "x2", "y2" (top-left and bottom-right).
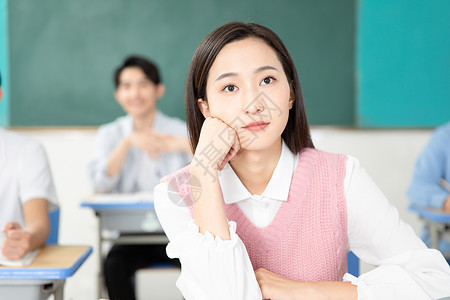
[
  {"x1": 219, "y1": 141, "x2": 295, "y2": 227},
  {"x1": 154, "y1": 141, "x2": 450, "y2": 300},
  {"x1": 0, "y1": 129, "x2": 58, "y2": 229}
]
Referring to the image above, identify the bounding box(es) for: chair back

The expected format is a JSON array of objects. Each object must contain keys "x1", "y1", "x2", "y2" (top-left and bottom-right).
[
  {"x1": 347, "y1": 251, "x2": 359, "y2": 276},
  {"x1": 46, "y1": 208, "x2": 60, "y2": 245}
]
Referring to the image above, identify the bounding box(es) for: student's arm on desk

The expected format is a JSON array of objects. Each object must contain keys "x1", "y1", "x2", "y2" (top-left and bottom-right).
[
  {"x1": 154, "y1": 182, "x2": 262, "y2": 300},
  {"x1": 1, "y1": 198, "x2": 49, "y2": 260},
  {"x1": 255, "y1": 268, "x2": 356, "y2": 300}
]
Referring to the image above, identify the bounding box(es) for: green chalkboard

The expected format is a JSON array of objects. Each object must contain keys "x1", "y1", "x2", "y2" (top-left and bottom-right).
[{"x1": 9, "y1": 0, "x2": 355, "y2": 126}]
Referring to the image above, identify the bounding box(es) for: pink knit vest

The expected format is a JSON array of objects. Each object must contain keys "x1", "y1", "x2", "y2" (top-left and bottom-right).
[{"x1": 162, "y1": 148, "x2": 348, "y2": 282}]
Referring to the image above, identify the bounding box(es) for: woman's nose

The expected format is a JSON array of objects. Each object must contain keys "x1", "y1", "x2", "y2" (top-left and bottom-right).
[
  {"x1": 243, "y1": 88, "x2": 264, "y2": 114},
  {"x1": 244, "y1": 101, "x2": 264, "y2": 114}
]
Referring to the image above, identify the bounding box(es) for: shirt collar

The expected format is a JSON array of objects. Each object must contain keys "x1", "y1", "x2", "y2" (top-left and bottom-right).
[{"x1": 218, "y1": 140, "x2": 296, "y2": 204}]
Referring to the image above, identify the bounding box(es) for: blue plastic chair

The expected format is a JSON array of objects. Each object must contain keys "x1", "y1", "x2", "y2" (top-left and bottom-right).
[
  {"x1": 347, "y1": 251, "x2": 359, "y2": 276},
  {"x1": 45, "y1": 208, "x2": 60, "y2": 245}
]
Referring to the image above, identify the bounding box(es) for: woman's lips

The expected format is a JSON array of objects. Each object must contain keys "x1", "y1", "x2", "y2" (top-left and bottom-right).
[{"x1": 243, "y1": 121, "x2": 269, "y2": 131}]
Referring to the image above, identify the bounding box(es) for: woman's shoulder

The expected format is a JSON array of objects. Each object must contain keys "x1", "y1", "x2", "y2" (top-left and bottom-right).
[
  {"x1": 298, "y1": 147, "x2": 348, "y2": 163},
  {"x1": 297, "y1": 148, "x2": 361, "y2": 181},
  {"x1": 155, "y1": 165, "x2": 194, "y2": 210}
]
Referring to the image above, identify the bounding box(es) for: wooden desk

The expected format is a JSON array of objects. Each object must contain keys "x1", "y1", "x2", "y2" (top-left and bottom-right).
[
  {"x1": 0, "y1": 245, "x2": 92, "y2": 300},
  {"x1": 81, "y1": 197, "x2": 169, "y2": 298},
  {"x1": 410, "y1": 206, "x2": 450, "y2": 257}
]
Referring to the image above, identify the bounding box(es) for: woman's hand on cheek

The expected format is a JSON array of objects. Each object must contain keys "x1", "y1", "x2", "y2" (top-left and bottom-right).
[
  {"x1": 255, "y1": 268, "x2": 303, "y2": 300},
  {"x1": 193, "y1": 117, "x2": 240, "y2": 172}
]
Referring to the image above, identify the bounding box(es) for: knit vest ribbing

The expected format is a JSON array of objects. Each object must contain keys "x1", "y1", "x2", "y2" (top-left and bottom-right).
[{"x1": 161, "y1": 148, "x2": 348, "y2": 282}]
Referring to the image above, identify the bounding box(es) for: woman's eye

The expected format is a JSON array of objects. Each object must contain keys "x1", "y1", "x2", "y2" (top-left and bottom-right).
[
  {"x1": 261, "y1": 77, "x2": 275, "y2": 85},
  {"x1": 224, "y1": 85, "x2": 238, "y2": 92}
]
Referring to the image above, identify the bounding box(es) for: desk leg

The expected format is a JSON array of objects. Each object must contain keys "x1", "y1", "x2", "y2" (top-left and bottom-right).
[
  {"x1": 97, "y1": 212, "x2": 104, "y2": 300},
  {"x1": 53, "y1": 280, "x2": 65, "y2": 300},
  {"x1": 426, "y1": 221, "x2": 445, "y2": 249},
  {"x1": 42, "y1": 280, "x2": 64, "y2": 300}
]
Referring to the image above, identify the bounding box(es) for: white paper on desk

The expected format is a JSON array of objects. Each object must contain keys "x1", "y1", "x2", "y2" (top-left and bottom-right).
[
  {"x1": 0, "y1": 237, "x2": 40, "y2": 266},
  {"x1": 86, "y1": 192, "x2": 154, "y2": 203}
]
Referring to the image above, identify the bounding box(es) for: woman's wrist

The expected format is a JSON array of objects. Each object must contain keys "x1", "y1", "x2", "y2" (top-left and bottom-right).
[
  {"x1": 189, "y1": 160, "x2": 219, "y2": 181},
  {"x1": 191, "y1": 147, "x2": 223, "y2": 173},
  {"x1": 298, "y1": 281, "x2": 357, "y2": 300}
]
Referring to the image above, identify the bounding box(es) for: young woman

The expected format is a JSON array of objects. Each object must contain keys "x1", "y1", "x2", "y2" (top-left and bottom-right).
[{"x1": 154, "y1": 22, "x2": 450, "y2": 300}]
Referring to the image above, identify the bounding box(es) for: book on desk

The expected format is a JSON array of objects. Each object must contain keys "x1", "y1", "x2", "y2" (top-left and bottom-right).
[{"x1": 0, "y1": 247, "x2": 39, "y2": 267}]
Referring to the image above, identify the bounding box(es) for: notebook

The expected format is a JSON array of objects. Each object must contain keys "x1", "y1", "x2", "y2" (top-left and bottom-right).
[{"x1": 0, "y1": 244, "x2": 40, "y2": 267}]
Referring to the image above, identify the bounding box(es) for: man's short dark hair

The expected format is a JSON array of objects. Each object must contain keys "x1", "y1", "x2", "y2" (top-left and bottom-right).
[{"x1": 114, "y1": 55, "x2": 161, "y2": 88}]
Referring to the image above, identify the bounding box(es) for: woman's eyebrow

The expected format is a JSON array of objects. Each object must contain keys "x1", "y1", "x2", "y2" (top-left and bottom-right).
[
  {"x1": 216, "y1": 72, "x2": 238, "y2": 82},
  {"x1": 215, "y1": 66, "x2": 279, "y2": 82},
  {"x1": 255, "y1": 65, "x2": 279, "y2": 73}
]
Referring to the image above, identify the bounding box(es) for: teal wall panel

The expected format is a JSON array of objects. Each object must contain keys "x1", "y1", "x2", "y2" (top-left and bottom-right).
[
  {"x1": 0, "y1": 0, "x2": 9, "y2": 126},
  {"x1": 357, "y1": 0, "x2": 450, "y2": 127}
]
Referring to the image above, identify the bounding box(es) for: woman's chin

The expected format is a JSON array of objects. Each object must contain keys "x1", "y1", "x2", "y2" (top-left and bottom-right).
[{"x1": 238, "y1": 137, "x2": 281, "y2": 153}]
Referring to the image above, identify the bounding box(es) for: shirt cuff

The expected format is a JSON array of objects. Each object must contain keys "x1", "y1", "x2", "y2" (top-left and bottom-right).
[
  {"x1": 92, "y1": 160, "x2": 120, "y2": 193},
  {"x1": 167, "y1": 220, "x2": 239, "y2": 259},
  {"x1": 343, "y1": 267, "x2": 430, "y2": 300},
  {"x1": 343, "y1": 273, "x2": 370, "y2": 300}
]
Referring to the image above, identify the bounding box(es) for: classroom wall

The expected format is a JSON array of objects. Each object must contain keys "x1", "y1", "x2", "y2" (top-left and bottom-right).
[{"x1": 13, "y1": 127, "x2": 432, "y2": 300}]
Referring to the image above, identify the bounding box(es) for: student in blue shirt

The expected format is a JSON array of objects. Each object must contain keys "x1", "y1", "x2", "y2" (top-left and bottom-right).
[
  {"x1": 408, "y1": 121, "x2": 450, "y2": 254},
  {"x1": 87, "y1": 56, "x2": 191, "y2": 300}
]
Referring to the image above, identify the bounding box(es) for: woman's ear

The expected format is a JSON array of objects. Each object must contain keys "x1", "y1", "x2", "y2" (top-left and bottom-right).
[
  {"x1": 197, "y1": 98, "x2": 210, "y2": 117},
  {"x1": 288, "y1": 84, "x2": 295, "y2": 109},
  {"x1": 288, "y1": 97, "x2": 295, "y2": 109}
]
